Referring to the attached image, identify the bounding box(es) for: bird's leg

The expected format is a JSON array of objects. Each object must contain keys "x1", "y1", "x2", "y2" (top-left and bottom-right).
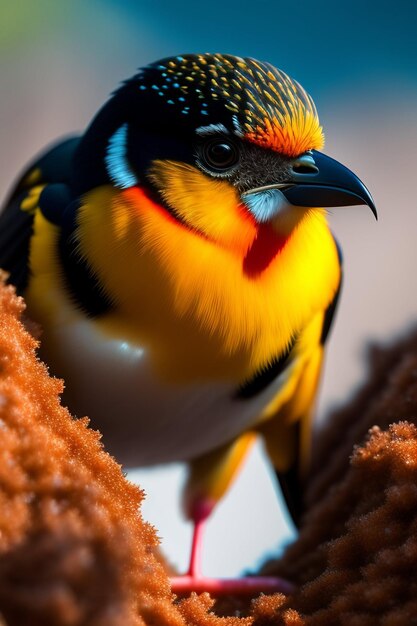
[
  {"x1": 170, "y1": 498, "x2": 212, "y2": 593},
  {"x1": 170, "y1": 436, "x2": 295, "y2": 597},
  {"x1": 186, "y1": 500, "x2": 210, "y2": 578},
  {"x1": 170, "y1": 496, "x2": 294, "y2": 595}
]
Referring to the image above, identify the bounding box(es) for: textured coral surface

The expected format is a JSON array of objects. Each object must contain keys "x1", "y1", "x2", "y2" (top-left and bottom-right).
[
  {"x1": 266, "y1": 329, "x2": 417, "y2": 624},
  {"x1": 308, "y1": 329, "x2": 417, "y2": 510},
  {"x1": 2, "y1": 274, "x2": 417, "y2": 626},
  {"x1": 0, "y1": 275, "x2": 171, "y2": 625},
  {"x1": 0, "y1": 276, "x2": 295, "y2": 625},
  {"x1": 272, "y1": 423, "x2": 417, "y2": 624}
]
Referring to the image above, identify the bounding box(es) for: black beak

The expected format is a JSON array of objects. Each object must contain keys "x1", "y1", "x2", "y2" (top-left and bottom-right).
[{"x1": 281, "y1": 150, "x2": 377, "y2": 219}]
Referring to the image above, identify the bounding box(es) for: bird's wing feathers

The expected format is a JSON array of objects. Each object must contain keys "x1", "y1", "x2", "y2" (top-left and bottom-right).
[
  {"x1": 0, "y1": 137, "x2": 80, "y2": 291},
  {"x1": 259, "y1": 246, "x2": 343, "y2": 525},
  {"x1": 0, "y1": 189, "x2": 36, "y2": 291}
]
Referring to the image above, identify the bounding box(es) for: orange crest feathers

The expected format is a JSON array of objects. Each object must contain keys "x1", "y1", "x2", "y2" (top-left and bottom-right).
[
  {"x1": 234, "y1": 59, "x2": 325, "y2": 157},
  {"x1": 144, "y1": 54, "x2": 324, "y2": 158},
  {"x1": 245, "y1": 108, "x2": 324, "y2": 157}
]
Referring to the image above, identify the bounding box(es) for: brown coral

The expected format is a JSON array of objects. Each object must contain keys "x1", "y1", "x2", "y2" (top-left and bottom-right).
[
  {"x1": 0, "y1": 274, "x2": 172, "y2": 625},
  {"x1": 308, "y1": 330, "x2": 417, "y2": 509},
  {"x1": 271, "y1": 422, "x2": 417, "y2": 625},
  {"x1": 265, "y1": 329, "x2": 417, "y2": 625},
  {"x1": 2, "y1": 271, "x2": 417, "y2": 625},
  {"x1": 0, "y1": 274, "x2": 301, "y2": 625}
]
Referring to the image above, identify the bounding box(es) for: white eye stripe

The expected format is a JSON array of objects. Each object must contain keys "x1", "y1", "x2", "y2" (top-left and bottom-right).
[
  {"x1": 105, "y1": 124, "x2": 138, "y2": 189},
  {"x1": 196, "y1": 123, "x2": 230, "y2": 136}
]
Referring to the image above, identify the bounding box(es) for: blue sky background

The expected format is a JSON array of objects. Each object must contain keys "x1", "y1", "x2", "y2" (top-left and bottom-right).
[
  {"x1": 2, "y1": 0, "x2": 417, "y2": 577},
  {"x1": 1, "y1": 0, "x2": 416, "y2": 147},
  {"x1": 111, "y1": 0, "x2": 417, "y2": 92},
  {"x1": 2, "y1": 0, "x2": 417, "y2": 101}
]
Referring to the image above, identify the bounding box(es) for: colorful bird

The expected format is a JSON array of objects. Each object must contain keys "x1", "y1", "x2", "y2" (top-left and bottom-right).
[{"x1": 0, "y1": 53, "x2": 376, "y2": 594}]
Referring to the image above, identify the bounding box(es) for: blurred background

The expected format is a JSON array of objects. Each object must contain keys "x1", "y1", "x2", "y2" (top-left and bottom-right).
[{"x1": 1, "y1": 0, "x2": 417, "y2": 578}]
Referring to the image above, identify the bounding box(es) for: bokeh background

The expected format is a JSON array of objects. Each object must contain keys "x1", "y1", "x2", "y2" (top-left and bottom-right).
[{"x1": 1, "y1": 0, "x2": 417, "y2": 577}]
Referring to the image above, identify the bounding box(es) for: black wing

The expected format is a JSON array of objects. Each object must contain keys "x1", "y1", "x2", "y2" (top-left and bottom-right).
[
  {"x1": 277, "y1": 242, "x2": 343, "y2": 526},
  {"x1": 251, "y1": 238, "x2": 343, "y2": 527},
  {"x1": 274, "y1": 292, "x2": 342, "y2": 526},
  {"x1": 0, "y1": 137, "x2": 80, "y2": 292}
]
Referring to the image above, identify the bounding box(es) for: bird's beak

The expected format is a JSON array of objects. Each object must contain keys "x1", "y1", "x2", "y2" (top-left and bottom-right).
[{"x1": 242, "y1": 149, "x2": 377, "y2": 222}]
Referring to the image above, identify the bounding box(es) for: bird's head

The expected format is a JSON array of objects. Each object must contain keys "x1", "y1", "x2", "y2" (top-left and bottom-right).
[{"x1": 73, "y1": 53, "x2": 376, "y2": 270}]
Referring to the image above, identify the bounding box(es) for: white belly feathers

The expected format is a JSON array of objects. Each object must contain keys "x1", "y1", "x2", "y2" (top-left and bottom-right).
[{"x1": 37, "y1": 309, "x2": 293, "y2": 468}]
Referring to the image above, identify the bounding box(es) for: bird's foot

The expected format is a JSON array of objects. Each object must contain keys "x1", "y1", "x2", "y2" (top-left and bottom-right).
[
  {"x1": 170, "y1": 574, "x2": 295, "y2": 596},
  {"x1": 170, "y1": 504, "x2": 294, "y2": 596}
]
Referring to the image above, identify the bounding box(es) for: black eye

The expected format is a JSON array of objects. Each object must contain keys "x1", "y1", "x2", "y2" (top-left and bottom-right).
[{"x1": 202, "y1": 138, "x2": 239, "y2": 172}]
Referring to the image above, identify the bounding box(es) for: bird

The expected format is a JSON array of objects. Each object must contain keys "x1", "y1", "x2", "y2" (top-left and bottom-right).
[{"x1": 0, "y1": 53, "x2": 376, "y2": 594}]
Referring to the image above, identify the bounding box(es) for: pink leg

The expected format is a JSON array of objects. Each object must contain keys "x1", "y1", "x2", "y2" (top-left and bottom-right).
[
  {"x1": 170, "y1": 500, "x2": 295, "y2": 597},
  {"x1": 187, "y1": 511, "x2": 206, "y2": 577}
]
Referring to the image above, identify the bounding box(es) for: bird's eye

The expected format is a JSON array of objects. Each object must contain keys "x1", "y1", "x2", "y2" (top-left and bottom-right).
[{"x1": 201, "y1": 138, "x2": 239, "y2": 172}]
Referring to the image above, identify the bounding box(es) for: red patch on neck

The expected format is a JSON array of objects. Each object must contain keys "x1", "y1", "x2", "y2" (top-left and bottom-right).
[
  {"x1": 243, "y1": 224, "x2": 288, "y2": 278},
  {"x1": 123, "y1": 186, "x2": 179, "y2": 226}
]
